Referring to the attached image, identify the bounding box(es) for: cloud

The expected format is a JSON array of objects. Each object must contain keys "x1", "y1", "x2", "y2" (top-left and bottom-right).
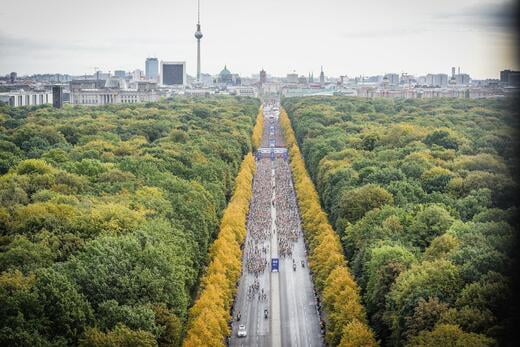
[
  {"x1": 434, "y1": 0, "x2": 517, "y2": 33},
  {"x1": 340, "y1": 1, "x2": 517, "y2": 40},
  {"x1": 342, "y1": 27, "x2": 428, "y2": 39},
  {"x1": 0, "y1": 31, "x2": 176, "y2": 56}
]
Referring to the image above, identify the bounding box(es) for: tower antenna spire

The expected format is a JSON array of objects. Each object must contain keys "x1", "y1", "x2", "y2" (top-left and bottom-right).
[{"x1": 194, "y1": 0, "x2": 203, "y2": 82}]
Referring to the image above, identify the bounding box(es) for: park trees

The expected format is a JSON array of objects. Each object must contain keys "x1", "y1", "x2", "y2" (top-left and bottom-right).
[
  {"x1": 282, "y1": 96, "x2": 517, "y2": 345},
  {"x1": 0, "y1": 97, "x2": 260, "y2": 345}
]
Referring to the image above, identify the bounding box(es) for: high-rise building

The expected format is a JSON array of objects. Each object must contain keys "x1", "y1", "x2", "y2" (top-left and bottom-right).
[
  {"x1": 319, "y1": 66, "x2": 325, "y2": 85},
  {"x1": 145, "y1": 58, "x2": 159, "y2": 81},
  {"x1": 9, "y1": 72, "x2": 17, "y2": 83},
  {"x1": 194, "y1": 0, "x2": 203, "y2": 82},
  {"x1": 367, "y1": 75, "x2": 383, "y2": 83},
  {"x1": 438, "y1": 74, "x2": 448, "y2": 87},
  {"x1": 426, "y1": 73, "x2": 448, "y2": 87},
  {"x1": 400, "y1": 73, "x2": 416, "y2": 85},
  {"x1": 384, "y1": 73, "x2": 399, "y2": 85},
  {"x1": 500, "y1": 69, "x2": 520, "y2": 86},
  {"x1": 132, "y1": 69, "x2": 144, "y2": 81},
  {"x1": 260, "y1": 69, "x2": 267, "y2": 84},
  {"x1": 161, "y1": 61, "x2": 186, "y2": 86},
  {"x1": 94, "y1": 71, "x2": 110, "y2": 81},
  {"x1": 114, "y1": 70, "x2": 126, "y2": 78},
  {"x1": 382, "y1": 75, "x2": 389, "y2": 88},
  {"x1": 455, "y1": 74, "x2": 470, "y2": 85},
  {"x1": 449, "y1": 67, "x2": 457, "y2": 85},
  {"x1": 52, "y1": 86, "x2": 63, "y2": 108},
  {"x1": 231, "y1": 74, "x2": 241, "y2": 86},
  {"x1": 286, "y1": 73, "x2": 298, "y2": 84},
  {"x1": 199, "y1": 73, "x2": 213, "y2": 85}
]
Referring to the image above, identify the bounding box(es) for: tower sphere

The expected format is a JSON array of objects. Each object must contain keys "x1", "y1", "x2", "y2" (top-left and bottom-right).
[{"x1": 195, "y1": 31, "x2": 203, "y2": 39}]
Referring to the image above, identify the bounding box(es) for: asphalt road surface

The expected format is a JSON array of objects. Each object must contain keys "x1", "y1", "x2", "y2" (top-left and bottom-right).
[{"x1": 229, "y1": 102, "x2": 323, "y2": 347}]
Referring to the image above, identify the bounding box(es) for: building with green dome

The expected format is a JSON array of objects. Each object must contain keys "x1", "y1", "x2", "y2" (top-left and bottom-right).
[{"x1": 218, "y1": 65, "x2": 233, "y2": 84}]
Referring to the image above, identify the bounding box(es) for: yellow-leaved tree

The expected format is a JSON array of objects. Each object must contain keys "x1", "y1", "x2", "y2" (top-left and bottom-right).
[
  {"x1": 251, "y1": 106, "x2": 264, "y2": 151},
  {"x1": 279, "y1": 109, "x2": 378, "y2": 347},
  {"x1": 183, "y1": 152, "x2": 255, "y2": 347}
]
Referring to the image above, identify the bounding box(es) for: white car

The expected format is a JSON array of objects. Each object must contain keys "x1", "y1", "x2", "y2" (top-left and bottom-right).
[{"x1": 237, "y1": 324, "x2": 247, "y2": 337}]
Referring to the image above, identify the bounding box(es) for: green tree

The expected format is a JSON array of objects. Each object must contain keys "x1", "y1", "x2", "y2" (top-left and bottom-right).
[
  {"x1": 364, "y1": 244, "x2": 416, "y2": 338},
  {"x1": 338, "y1": 184, "x2": 394, "y2": 223},
  {"x1": 80, "y1": 324, "x2": 157, "y2": 347},
  {"x1": 385, "y1": 260, "x2": 463, "y2": 343},
  {"x1": 408, "y1": 205, "x2": 454, "y2": 249},
  {"x1": 406, "y1": 324, "x2": 495, "y2": 347},
  {"x1": 424, "y1": 129, "x2": 461, "y2": 150}
]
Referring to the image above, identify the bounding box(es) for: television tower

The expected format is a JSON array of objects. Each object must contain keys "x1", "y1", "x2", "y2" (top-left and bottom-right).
[{"x1": 194, "y1": 0, "x2": 203, "y2": 82}]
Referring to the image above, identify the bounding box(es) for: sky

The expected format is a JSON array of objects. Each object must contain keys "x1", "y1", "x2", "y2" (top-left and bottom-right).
[{"x1": 0, "y1": 0, "x2": 517, "y2": 79}]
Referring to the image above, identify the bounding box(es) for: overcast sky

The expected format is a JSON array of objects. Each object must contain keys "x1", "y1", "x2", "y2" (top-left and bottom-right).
[{"x1": 0, "y1": 0, "x2": 517, "y2": 79}]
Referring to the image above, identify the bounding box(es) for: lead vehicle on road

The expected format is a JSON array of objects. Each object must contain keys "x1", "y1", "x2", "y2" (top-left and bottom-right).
[{"x1": 237, "y1": 324, "x2": 247, "y2": 337}]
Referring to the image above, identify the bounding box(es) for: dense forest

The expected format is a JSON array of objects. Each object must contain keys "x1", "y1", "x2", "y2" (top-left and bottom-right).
[
  {"x1": 0, "y1": 97, "x2": 260, "y2": 345},
  {"x1": 282, "y1": 96, "x2": 518, "y2": 346}
]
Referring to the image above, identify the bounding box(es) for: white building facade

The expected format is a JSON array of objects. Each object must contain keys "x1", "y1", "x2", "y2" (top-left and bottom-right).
[
  {"x1": 70, "y1": 89, "x2": 161, "y2": 105},
  {"x1": 0, "y1": 90, "x2": 53, "y2": 107}
]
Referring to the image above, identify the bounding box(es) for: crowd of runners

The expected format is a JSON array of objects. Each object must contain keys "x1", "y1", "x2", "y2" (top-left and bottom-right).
[
  {"x1": 242, "y1": 109, "x2": 274, "y2": 300},
  {"x1": 243, "y1": 157, "x2": 271, "y2": 299},
  {"x1": 230, "y1": 99, "x2": 324, "y2": 345},
  {"x1": 244, "y1": 101, "x2": 303, "y2": 275},
  {"x1": 274, "y1": 158, "x2": 301, "y2": 258}
]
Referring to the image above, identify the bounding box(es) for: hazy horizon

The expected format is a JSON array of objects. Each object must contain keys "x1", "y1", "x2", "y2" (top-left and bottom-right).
[{"x1": 0, "y1": 0, "x2": 518, "y2": 79}]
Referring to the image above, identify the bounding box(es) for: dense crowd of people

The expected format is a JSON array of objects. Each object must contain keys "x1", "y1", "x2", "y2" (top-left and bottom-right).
[
  {"x1": 242, "y1": 104, "x2": 283, "y2": 302},
  {"x1": 274, "y1": 158, "x2": 302, "y2": 258},
  {"x1": 261, "y1": 109, "x2": 273, "y2": 147},
  {"x1": 230, "y1": 101, "x2": 323, "y2": 340},
  {"x1": 265, "y1": 109, "x2": 302, "y2": 259},
  {"x1": 244, "y1": 158, "x2": 271, "y2": 280}
]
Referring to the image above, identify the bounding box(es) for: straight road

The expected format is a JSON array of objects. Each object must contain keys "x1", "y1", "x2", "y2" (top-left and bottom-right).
[
  {"x1": 229, "y1": 101, "x2": 323, "y2": 347},
  {"x1": 270, "y1": 167, "x2": 282, "y2": 347},
  {"x1": 229, "y1": 157, "x2": 272, "y2": 347}
]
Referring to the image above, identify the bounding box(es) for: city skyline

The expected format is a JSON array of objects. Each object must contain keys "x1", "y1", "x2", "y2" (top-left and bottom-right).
[{"x1": 0, "y1": 0, "x2": 518, "y2": 79}]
